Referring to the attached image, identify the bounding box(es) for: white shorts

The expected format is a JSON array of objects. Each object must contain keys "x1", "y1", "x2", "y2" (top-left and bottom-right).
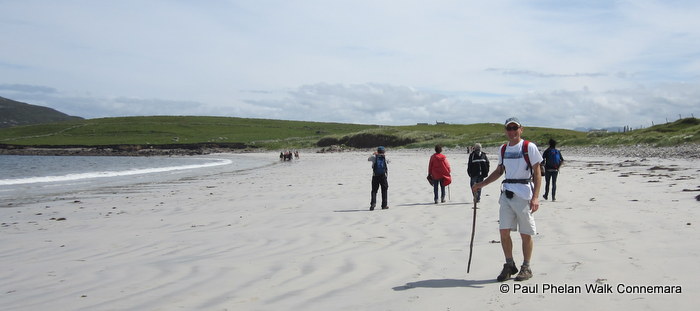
[{"x1": 499, "y1": 192, "x2": 536, "y2": 236}]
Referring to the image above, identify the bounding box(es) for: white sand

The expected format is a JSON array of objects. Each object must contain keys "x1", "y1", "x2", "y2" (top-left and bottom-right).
[{"x1": 1, "y1": 150, "x2": 698, "y2": 310}]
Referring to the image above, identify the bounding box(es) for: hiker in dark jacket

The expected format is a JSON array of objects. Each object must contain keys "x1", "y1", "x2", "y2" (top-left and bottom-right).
[
  {"x1": 467, "y1": 143, "x2": 489, "y2": 203},
  {"x1": 368, "y1": 146, "x2": 389, "y2": 210},
  {"x1": 542, "y1": 139, "x2": 564, "y2": 201}
]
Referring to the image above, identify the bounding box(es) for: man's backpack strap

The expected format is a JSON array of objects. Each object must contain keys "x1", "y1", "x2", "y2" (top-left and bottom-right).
[
  {"x1": 500, "y1": 144, "x2": 506, "y2": 165},
  {"x1": 500, "y1": 140, "x2": 533, "y2": 176},
  {"x1": 523, "y1": 140, "x2": 532, "y2": 172},
  {"x1": 500, "y1": 143, "x2": 507, "y2": 175}
]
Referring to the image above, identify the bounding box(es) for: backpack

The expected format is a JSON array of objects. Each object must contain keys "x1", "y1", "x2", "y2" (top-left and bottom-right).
[
  {"x1": 468, "y1": 151, "x2": 489, "y2": 177},
  {"x1": 546, "y1": 149, "x2": 561, "y2": 169},
  {"x1": 500, "y1": 140, "x2": 532, "y2": 176},
  {"x1": 373, "y1": 155, "x2": 387, "y2": 175}
]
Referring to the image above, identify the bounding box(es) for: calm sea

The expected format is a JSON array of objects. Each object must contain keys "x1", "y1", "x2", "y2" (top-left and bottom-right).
[{"x1": 0, "y1": 154, "x2": 276, "y2": 206}]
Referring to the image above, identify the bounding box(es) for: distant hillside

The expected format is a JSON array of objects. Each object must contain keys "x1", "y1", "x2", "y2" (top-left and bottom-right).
[
  {"x1": 0, "y1": 115, "x2": 697, "y2": 151},
  {"x1": 0, "y1": 96, "x2": 83, "y2": 128}
]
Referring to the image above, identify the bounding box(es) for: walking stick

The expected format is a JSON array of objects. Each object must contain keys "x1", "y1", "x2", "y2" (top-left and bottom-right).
[{"x1": 467, "y1": 194, "x2": 477, "y2": 273}]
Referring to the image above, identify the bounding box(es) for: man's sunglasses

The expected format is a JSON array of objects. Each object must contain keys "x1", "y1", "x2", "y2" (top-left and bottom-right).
[{"x1": 505, "y1": 125, "x2": 520, "y2": 131}]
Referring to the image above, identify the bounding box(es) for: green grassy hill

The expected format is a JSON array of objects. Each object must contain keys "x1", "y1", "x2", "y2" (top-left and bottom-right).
[
  {"x1": 0, "y1": 96, "x2": 83, "y2": 128},
  {"x1": 0, "y1": 116, "x2": 376, "y2": 150},
  {"x1": 586, "y1": 117, "x2": 700, "y2": 146},
  {"x1": 0, "y1": 116, "x2": 697, "y2": 150}
]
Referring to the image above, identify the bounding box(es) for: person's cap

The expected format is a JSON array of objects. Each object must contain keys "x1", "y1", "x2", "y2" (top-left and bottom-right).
[
  {"x1": 504, "y1": 117, "x2": 521, "y2": 127},
  {"x1": 474, "y1": 143, "x2": 482, "y2": 150},
  {"x1": 377, "y1": 146, "x2": 385, "y2": 152}
]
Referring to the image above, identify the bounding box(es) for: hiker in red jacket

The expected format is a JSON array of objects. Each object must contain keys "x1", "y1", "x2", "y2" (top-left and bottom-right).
[{"x1": 428, "y1": 145, "x2": 452, "y2": 204}]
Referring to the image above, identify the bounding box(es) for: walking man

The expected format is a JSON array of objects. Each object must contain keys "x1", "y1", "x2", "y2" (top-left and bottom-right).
[
  {"x1": 542, "y1": 139, "x2": 564, "y2": 201},
  {"x1": 368, "y1": 146, "x2": 389, "y2": 210},
  {"x1": 467, "y1": 143, "x2": 489, "y2": 203},
  {"x1": 472, "y1": 117, "x2": 542, "y2": 281}
]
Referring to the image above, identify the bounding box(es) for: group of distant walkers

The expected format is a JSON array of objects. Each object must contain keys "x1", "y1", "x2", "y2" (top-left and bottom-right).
[
  {"x1": 367, "y1": 117, "x2": 565, "y2": 282},
  {"x1": 279, "y1": 150, "x2": 300, "y2": 161}
]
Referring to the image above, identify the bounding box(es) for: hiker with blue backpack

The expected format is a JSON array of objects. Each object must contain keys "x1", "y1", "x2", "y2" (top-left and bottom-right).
[
  {"x1": 471, "y1": 117, "x2": 543, "y2": 282},
  {"x1": 368, "y1": 146, "x2": 389, "y2": 210},
  {"x1": 542, "y1": 139, "x2": 564, "y2": 201}
]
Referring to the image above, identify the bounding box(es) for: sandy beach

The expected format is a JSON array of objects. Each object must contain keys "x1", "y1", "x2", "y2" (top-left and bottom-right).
[{"x1": 1, "y1": 149, "x2": 698, "y2": 310}]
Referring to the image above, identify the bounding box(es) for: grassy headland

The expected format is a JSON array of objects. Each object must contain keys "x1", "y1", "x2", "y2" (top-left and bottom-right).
[{"x1": 0, "y1": 116, "x2": 698, "y2": 151}]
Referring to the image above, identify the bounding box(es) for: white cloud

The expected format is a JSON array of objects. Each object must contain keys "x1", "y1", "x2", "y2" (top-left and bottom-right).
[
  {"x1": 0, "y1": 0, "x2": 698, "y2": 129},
  {"x1": 0, "y1": 84, "x2": 57, "y2": 94},
  {"x1": 2, "y1": 80, "x2": 697, "y2": 130},
  {"x1": 236, "y1": 81, "x2": 699, "y2": 129},
  {"x1": 0, "y1": 84, "x2": 214, "y2": 118},
  {"x1": 502, "y1": 82, "x2": 700, "y2": 128}
]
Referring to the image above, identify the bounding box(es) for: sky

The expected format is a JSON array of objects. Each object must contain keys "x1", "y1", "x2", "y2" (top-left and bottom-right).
[{"x1": 1, "y1": 0, "x2": 699, "y2": 130}]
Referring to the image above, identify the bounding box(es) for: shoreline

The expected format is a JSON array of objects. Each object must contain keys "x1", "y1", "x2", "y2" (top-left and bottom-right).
[
  {"x1": 0, "y1": 153, "x2": 278, "y2": 208},
  {"x1": 0, "y1": 142, "x2": 255, "y2": 156}
]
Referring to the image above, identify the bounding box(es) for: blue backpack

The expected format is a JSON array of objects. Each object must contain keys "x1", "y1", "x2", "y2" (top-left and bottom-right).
[
  {"x1": 546, "y1": 149, "x2": 562, "y2": 169},
  {"x1": 373, "y1": 155, "x2": 387, "y2": 175}
]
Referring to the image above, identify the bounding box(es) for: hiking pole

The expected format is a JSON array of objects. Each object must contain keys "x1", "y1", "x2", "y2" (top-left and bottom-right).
[
  {"x1": 448, "y1": 185, "x2": 451, "y2": 201},
  {"x1": 467, "y1": 193, "x2": 477, "y2": 273}
]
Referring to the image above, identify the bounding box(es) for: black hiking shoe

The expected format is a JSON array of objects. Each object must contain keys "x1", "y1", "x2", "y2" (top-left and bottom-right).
[
  {"x1": 514, "y1": 265, "x2": 532, "y2": 281},
  {"x1": 381, "y1": 206, "x2": 389, "y2": 210},
  {"x1": 370, "y1": 204, "x2": 375, "y2": 211},
  {"x1": 497, "y1": 263, "x2": 518, "y2": 282}
]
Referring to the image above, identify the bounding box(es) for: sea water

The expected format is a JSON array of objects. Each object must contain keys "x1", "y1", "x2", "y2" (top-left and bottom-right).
[{"x1": 0, "y1": 154, "x2": 276, "y2": 206}]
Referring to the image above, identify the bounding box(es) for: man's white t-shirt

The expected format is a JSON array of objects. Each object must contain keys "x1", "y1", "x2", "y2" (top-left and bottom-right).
[{"x1": 498, "y1": 139, "x2": 543, "y2": 200}]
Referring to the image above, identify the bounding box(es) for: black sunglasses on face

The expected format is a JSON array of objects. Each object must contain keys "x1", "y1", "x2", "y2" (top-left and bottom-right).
[{"x1": 505, "y1": 125, "x2": 520, "y2": 131}]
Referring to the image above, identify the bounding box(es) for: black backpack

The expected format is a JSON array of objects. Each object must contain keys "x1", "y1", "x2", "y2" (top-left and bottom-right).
[{"x1": 468, "y1": 151, "x2": 489, "y2": 177}]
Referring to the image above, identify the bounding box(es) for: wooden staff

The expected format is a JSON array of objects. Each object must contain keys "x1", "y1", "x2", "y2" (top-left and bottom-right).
[{"x1": 467, "y1": 195, "x2": 477, "y2": 273}]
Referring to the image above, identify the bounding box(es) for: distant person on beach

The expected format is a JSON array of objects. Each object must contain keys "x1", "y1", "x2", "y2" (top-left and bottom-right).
[
  {"x1": 467, "y1": 143, "x2": 490, "y2": 203},
  {"x1": 542, "y1": 139, "x2": 564, "y2": 201},
  {"x1": 472, "y1": 117, "x2": 542, "y2": 282},
  {"x1": 428, "y1": 145, "x2": 452, "y2": 204},
  {"x1": 368, "y1": 146, "x2": 389, "y2": 210}
]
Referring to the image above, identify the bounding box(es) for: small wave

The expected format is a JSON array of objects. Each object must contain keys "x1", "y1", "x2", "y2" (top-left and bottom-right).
[{"x1": 0, "y1": 159, "x2": 233, "y2": 186}]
